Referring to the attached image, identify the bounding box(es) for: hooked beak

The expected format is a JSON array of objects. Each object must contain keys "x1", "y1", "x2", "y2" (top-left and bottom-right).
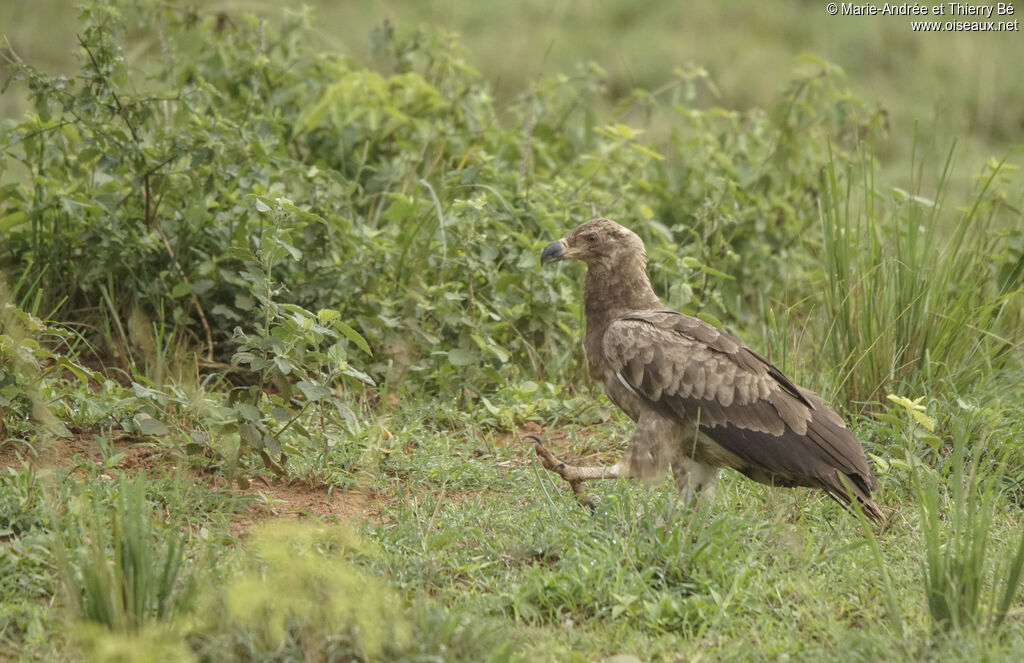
[{"x1": 541, "y1": 239, "x2": 567, "y2": 265}]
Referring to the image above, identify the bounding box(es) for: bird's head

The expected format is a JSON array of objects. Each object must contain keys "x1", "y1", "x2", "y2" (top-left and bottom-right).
[{"x1": 540, "y1": 218, "x2": 646, "y2": 270}]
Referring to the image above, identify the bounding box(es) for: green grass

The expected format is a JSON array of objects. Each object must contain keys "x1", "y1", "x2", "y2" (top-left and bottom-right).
[
  {"x1": 813, "y1": 144, "x2": 1022, "y2": 405},
  {"x1": 1, "y1": 2, "x2": 1023, "y2": 661},
  {"x1": 3, "y1": 391, "x2": 1024, "y2": 660}
]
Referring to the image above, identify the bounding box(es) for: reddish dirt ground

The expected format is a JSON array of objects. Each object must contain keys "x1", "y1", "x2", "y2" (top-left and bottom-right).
[
  {"x1": 0, "y1": 434, "x2": 388, "y2": 536},
  {"x1": 222, "y1": 479, "x2": 386, "y2": 537},
  {"x1": 513, "y1": 420, "x2": 623, "y2": 464},
  {"x1": 0, "y1": 422, "x2": 613, "y2": 537}
]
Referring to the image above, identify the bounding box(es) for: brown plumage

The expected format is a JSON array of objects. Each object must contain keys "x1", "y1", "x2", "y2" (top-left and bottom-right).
[{"x1": 535, "y1": 217, "x2": 883, "y2": 522}]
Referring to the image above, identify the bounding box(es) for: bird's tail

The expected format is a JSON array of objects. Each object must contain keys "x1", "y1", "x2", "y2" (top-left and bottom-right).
[{"x1": 827, "y1": 471, "x2": 886, "y2": 525}]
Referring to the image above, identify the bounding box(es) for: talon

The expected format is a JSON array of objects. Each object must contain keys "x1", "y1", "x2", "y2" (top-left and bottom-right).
[
  {"x1": 525, "y1": 433, "x2": 598, "y2": 510},
  {"x1": 526, "y1": 435, "x2": 567, "y2": 475}
]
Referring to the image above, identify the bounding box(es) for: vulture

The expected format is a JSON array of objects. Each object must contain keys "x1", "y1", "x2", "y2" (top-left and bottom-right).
[{"x1": 534, "y1": 217, "x2": 883, "y2": 522}]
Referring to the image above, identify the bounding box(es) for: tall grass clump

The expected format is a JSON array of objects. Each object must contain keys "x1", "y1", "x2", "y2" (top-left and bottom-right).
[
  {"x1": 53, "y1": 476, "x2": 192, "y2": 633},
  {"x1": 887, "y1": 396, "x2": 1024, "y2": 635},
  {"x1": 48, "y1": 476, "x2": 199, "y2": 661},
  {"x1": 818, "y1": 146, "x2": 1021, "y2": 405}
]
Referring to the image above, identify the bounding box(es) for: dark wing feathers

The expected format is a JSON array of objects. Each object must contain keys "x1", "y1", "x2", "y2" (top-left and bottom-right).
[
  {"x1": 649, "y1": 310, "x2": 812, "y2": 408},
  {"x1": 602, "y1": 310, "x2": 879, "y2": 515}
]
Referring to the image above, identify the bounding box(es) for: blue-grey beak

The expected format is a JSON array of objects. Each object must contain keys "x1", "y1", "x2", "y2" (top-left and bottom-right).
[{"x1": 541, "y1": 239, "x2": 566, "y2": 265}]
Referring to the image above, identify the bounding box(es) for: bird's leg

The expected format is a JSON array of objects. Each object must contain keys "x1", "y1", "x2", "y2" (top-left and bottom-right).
[
  {"x1": 529, "y1": 436, "x2": 623, "y2": 482},
  {"x1": 672, "y1": 457, "x2": 718, "y2": 505},
  {"x1": 527, "y1": 435, "x2": 620, "y2": 509}
]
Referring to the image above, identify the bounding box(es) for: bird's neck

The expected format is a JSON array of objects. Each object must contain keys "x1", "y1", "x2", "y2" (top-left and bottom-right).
[{"x1": 583, "y1": 256, "x2": 663, "y2": 332}]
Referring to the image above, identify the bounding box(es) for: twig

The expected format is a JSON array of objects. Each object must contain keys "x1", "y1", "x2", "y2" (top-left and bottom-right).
[{"x1": 152, "y1": 223, "x2": 215, "y2": 361}]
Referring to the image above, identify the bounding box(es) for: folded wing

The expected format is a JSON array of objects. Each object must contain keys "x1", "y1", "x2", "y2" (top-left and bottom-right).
[{"x1": 602, "y1": 309, "x2": 880, "y2": 519}]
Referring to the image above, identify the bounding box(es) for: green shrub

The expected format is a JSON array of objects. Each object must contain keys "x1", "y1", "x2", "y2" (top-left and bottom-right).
[
  {"x1": 186, "y1": 520, "x2": 406, "y2": 660},
  {"x1": 1, "y1": 1, "x2": 898, "y2": 404},
  {"x1": 185, "y1": 519, "x2": 520, "y2": 662},
  {"x1": 652, "y1": 58, "x2": 886, "y2": 323},
  {"x1": 0, "y1": 278, "x2": 92, "y2": 441}
]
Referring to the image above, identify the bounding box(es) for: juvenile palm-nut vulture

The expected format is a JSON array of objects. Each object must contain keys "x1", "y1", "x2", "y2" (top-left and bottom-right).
[{"x1": 533, "y1": 217, "x2": 883, "y2": 522}]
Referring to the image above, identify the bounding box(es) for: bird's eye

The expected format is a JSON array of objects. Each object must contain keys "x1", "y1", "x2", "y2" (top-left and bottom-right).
[{"x1": 586, "y1": 233, "x2": 598, "y2": 243}]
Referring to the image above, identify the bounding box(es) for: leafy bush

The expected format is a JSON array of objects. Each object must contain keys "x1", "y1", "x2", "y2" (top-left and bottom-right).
[
  {"x1": 0, "y1": 465, "x2": 60, "y2": 651},
  {"x1": 224, "y1": 206, "x2": 374, "y2": 476},
  {"x1": 651, "y1": 58, "x2": 886, "y2": 323},
  {"x1": 186, "y1": 519, "x2": 519, "y2": 662},
  {"x1": 0, "y1": 278, "x2": 93, "y2": 441},
  {"x1": 186, "y1": 520, "x2": 407, "y2": 660},
  {"x1": 1, "y1": 1, "x2": 899, "y2": 404}
]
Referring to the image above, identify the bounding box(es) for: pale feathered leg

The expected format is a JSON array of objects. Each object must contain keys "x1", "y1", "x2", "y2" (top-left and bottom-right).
[{"x1": 672, "y1": 457, "x2": 718, "y2": 505}]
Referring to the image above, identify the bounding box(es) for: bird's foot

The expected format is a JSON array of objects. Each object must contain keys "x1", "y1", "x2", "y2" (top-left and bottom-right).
[
  {"x1": 526, "y1": 435, "x2": 597, "y2": 511},
  {"x1": 528, "y1": 435, "x2": 569, "y2": 475}
]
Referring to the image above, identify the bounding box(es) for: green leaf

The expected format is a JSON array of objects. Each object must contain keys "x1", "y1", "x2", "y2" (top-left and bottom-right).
[
  {"x1": 138, "y1": 415, "x2": 170, "y2": 436},
  {"x1": 869, "y1": 453, "x2": 890, "y2": 474},
  {"x1": 630, "y1": 143, "x2": 664, "y2": 161},
  {"x1": 297, "y1": 380, "x2": 333, "y2": 402},
  {"x1": 682, "y1": 256, "x2": 734, "y2": 280},
  {"x1": 875, "y1": 412, "x2": 905, "y2": 427},
  {"x1": 317, "y1": 308, "x2": 341, "y2": 323},
  {"x1": 333, "y1": 320, "x2": 372, "y2": 356},
  {"x1": 0, "y1": 210, "x2": 27, "y2": 231},
  {"x1": 170, "y1": 281, "x2": 192, "y2": 298},
  {"x1": 695, "y1": 311, "x2": 725, "y2": 329},
  {"x1": 233, "y1": 403, "x2": 263, "y2": 422},
  {"x1": 608, "y1": 123, "x2": 636, "y2": 140},
  {"x1": 518, "y1": 380, "x2": 540, "y2": 395},
  {"x1": 471, "y1": 333, "x2": 509, "y2": 363},
  {"x1": 273, "y1": 356, "x2": 295, "y2": 375},
  {"x1": 271, "y1": 236, "x2": 303, "y2": 261},
  {"x1": 263, "y1": 433, "x2": 284, "y2": 459},
  {"x1": 271, "y1": 406, "x2": 293, "y2": 423},
  {"x1": 55, "y1": 356, "x2": 96, "y2": 383},
  {"x1": 341, "y1": 366, "x2": 375, "y2": 386},
  {"x1": 448, "y1": 348, "x2": 476, "y2": 366},
  {"x1": 239, "y1": 423, "x2": 265, "y2": 450},
  {"x1": 480, "y1": 396, "x2": 501, "y2": 416}
]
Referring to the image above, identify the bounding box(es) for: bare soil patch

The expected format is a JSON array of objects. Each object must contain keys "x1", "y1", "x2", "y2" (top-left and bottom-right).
[
  {"x1": 0, "y1": 433, "x2": 392, "y2": 536},
  {"x1": 222, "y1": 479, "x2": 388, "y2": 537},
  {"x1": 511, "y1": 421, "x2": 623, "y2": 465}
]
